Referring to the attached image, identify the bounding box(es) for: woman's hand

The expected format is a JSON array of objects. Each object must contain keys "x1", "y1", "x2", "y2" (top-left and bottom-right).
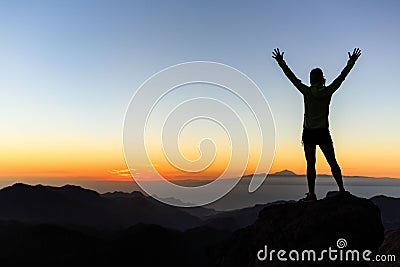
[
  {"x1": 272, "y1": 48, "x2": 285, "y2": 62},
  {"x1": 348, "y1": 48, "x2": 361, "y2": 62}
]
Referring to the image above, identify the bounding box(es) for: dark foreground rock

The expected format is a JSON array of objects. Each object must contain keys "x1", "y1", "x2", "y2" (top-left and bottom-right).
[
  {"x1": 216, "y1": 193, "x2": 384, "y2": 267},
  {"x1": 0, "y1": 221, "x2": 231, "y2": 267},
  {"x1": 370, "y1": 229, "x2": 400, "y2": 267}
]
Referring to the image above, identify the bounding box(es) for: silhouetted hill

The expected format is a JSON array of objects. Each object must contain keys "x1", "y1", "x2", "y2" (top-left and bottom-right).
[
  {"x1": 1, "y1": 183, "x2": 398, "y2": 232},
  {"x1": 0, "y1": 183, "x2": 201, "y2": 230},
  {"x1": 216, "y1": 193, "x2": 384, "y2": 266},
  {"x1": 370, "y1": 195, "x2": 400, "y2": 230},
  {"x1": 103, "y1": 190, "x2": 220, "y2": 218},
  {"x1": 0, "y1": 184, "x2": 396, "y2": 266},
  {"x1": 102, "y1": 190, "x2": 146, "y2": 198},
  {"x1": 0, "y1": 221, "x2": 230, "y2": 267},
  {"x1": 201, "y1": 200, "x2": 293, "y2": 231}
]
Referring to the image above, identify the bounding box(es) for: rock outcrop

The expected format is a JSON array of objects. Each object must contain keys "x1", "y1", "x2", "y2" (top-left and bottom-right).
[
  {"x1": 217, "y1": 193, "x2": 384, "y2": 266},
  {"x1": 371, "y1": 229, "x2": 400, "y2": 267}
]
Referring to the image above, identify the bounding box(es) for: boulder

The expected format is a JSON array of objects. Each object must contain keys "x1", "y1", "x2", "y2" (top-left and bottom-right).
[{"x1": 216, "y1": 193, "x2": 384, "y2": 266}]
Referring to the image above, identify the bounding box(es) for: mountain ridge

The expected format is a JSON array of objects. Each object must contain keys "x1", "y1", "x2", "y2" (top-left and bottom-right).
[
  {"x1": 1, "y1": 182, "x2": 399, "y2": 231},
  {"x1": 0, "y1": 183, "x2": 398, "y2": 266},
  {"x1": 0, "y1": 183, "x2": 201, "y2": 230}
]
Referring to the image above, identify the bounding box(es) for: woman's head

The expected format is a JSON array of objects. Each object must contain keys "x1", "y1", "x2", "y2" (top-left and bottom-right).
[{"x1": 310, "y1": 68, "x2": 325, "y2": 86}]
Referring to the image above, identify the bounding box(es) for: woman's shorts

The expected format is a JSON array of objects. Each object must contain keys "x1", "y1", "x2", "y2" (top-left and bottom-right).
[{"x1": 302, "y1": 128, "x2": 333, "y2": 145}]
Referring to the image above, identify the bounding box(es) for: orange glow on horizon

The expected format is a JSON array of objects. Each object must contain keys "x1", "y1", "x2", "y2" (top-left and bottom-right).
[{"x1": 1, "y1": 138, "x2": 400, "y2": 182}]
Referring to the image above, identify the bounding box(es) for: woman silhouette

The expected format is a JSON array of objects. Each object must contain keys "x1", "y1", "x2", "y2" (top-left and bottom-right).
[{"x1": 272, "y1": 48, "x2": 361, "y2": 202}]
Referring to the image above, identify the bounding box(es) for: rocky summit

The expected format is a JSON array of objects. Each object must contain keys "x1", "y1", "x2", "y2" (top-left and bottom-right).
[{"x1": 217, "y1": 193, "x2": 384, "y2": 267}]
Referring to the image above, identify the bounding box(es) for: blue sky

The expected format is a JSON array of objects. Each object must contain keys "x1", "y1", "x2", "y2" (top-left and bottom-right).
[{"x1": 1, "y1": 0, "x2": 400, "y2": 181}]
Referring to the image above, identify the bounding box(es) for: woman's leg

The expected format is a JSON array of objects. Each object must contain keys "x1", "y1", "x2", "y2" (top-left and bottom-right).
[
  {"x1": 319, "y1": 142, "x2": 345, "y2": 192},
  {"x1": 304, "y1": 144, "x2": 317, "y2": 195}
]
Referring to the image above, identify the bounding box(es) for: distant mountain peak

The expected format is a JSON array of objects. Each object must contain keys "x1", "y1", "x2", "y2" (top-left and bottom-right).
[{"x1": 271, "y1": 169, "x2": 297, "y2": 176}]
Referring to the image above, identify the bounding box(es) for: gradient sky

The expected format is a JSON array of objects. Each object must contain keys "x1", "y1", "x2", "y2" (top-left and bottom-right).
[{"x1": 1, "y1": 0, "x2": 400, "y2": 184}]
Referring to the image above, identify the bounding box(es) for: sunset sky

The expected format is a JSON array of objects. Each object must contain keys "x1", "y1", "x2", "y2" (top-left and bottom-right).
[{"x1": 1, "y1": 0, "x2": 400, "y2": 186}]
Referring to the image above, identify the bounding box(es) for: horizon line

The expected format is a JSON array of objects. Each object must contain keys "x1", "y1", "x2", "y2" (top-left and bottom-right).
[{"x1": 1, "y1": 171, "x2": 399, "y2": 184}]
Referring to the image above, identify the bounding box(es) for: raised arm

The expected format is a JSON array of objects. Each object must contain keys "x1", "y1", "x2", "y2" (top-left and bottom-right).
[
  {"x1": 328, "y1": 48, "x2": 361, "y2": 92},
  {"x1": 272, "y1": 48, "x2": 307, "y2": 94}
]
